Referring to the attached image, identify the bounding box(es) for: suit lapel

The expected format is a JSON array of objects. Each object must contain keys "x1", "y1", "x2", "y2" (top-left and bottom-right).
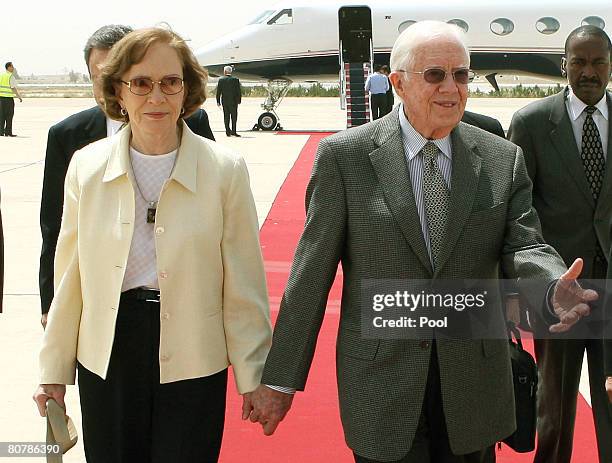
[
  {"x1": 595, "y1": 91, "x2": 612, "y2": 216},
  {"x1": 369, "y1": 109, "x2": 433, "y2": 274},
  {"x1": 434, "y1": 123, "x2": 482, "y2": 276},
  {"x1": 549, "y1": 90, "x2": 595, "y2": 208}
]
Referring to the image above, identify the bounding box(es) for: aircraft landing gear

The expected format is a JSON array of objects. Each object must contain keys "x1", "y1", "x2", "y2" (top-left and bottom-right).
[
  {"x1": 252, "y1": 78, "x2": 291, "y2": 131},
  {"x1": 257, "y1": 112, "x2": 279, "y2": 131}
]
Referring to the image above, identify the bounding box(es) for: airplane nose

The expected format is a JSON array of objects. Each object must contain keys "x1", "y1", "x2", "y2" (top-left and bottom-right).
[{"x1": 196, "y1": 39, "x2": 234, "y2": 77}]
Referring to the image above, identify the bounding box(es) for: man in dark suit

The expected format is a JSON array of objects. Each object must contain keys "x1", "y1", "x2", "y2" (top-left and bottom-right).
[
  {"x1": 247, "y1": 21, "x2": 595, "y2": 462},
  {"x1": 607, "y1": 244, "x2": 612, "y2": 405},
  {"x1": 216, "y1": 65, "x2": 242, "y2": 136},
  {"x1": 508, "y1": 25, "x2": 612, "y2": 463},
  {"x1": 462, "y1": 110, "x2": 505, "y2": 138},
  {"x1": 39, "y1": 25, "x2": 215, "y2": 327}
]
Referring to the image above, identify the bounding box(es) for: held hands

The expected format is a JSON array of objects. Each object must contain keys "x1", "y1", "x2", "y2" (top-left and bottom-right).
[
  {"x1": 550, "y1": 258, "x2": 598, "y2": 333},
  {"x1": 242, "y1": 385, "x2": 294, "y2": 435},
  {"x1": 33, "y1": 384, "x2": 66, "y2": 417}
]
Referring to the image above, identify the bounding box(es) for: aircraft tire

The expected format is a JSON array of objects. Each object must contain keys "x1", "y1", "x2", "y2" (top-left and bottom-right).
[{"x1": 258, "y1": 112, "x2": 278, "y2": 131}]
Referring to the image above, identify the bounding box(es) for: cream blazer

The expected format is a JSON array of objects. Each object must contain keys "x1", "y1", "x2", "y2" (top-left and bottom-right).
[{"x1": 40, "y1": 122, "x2": 271, "y2": 393}]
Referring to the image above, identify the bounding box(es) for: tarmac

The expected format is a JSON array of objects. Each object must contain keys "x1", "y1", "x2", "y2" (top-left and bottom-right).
[{"x1": 0, "y1": 96, "x2": 591, "y2": 461}]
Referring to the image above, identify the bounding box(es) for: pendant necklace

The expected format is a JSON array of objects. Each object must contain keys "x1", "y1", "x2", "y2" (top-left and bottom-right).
[{"x1": 129, "y1": 149, "x2": 178, "y2": 224}]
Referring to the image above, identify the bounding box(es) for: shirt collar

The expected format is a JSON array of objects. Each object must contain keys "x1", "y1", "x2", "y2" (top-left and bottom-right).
[
  {"x1": 567, "y1": 87, "x2": 609, "y2": 122},
  {"x1": 398, "y1": 103, "x2": 452, "y2": 161}
]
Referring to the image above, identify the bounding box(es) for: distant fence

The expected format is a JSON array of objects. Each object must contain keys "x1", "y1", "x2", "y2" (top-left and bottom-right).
[{"x1": 19, "y1": 82, "x2": 573, "y2": 99}]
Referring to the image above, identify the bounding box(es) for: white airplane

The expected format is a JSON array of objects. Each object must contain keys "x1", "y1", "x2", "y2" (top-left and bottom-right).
[{"x1": 196, "y1": 0, "x2": 611, "y2": 129}]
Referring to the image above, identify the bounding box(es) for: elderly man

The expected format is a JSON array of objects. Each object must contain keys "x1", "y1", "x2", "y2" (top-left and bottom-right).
[
  {"x1": 509, "y1": 25, "x2": 612, "y2": 463},
  {"x1": 247, "y1": 21, "x2": 596, "y2": 462},
  {"x1": 39, "y1": 25, "x2": 215, "y2": 327}
]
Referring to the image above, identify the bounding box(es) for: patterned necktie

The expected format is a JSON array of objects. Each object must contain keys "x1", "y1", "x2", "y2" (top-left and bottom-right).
[
  {"x1": 421, "y1": 142, "x2": 450, "y2": 270},
  {"x1": 581, "y1": 105, "x2": 607, "y2": 265},
  {"x1": 581, "y1": 105, "x2": 606, "y2": 201}
]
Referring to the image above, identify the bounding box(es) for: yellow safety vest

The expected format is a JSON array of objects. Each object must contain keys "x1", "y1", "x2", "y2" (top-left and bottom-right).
[{"x1": 0, "y1": 72, "x2": 15, "y2": 98}]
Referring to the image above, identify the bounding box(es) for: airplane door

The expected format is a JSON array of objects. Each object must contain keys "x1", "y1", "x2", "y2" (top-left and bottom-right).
[
  {"x1": 338, "y1": 6, "x2": 373, "y2": 127},
  {"x1": 339, "y1": 6, "x2": 372, "y2": 63}
]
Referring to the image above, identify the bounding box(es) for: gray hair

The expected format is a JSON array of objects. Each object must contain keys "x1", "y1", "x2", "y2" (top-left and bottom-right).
[
  {"x1": 83, "y1": 24, "x2": 133, "y2": 68},
  {"x1": 223, "y1": 65, "x2": 233, "y2": 74},
  {"x1": 390, "y1": 20, "x2": 469, "y2": 73}
]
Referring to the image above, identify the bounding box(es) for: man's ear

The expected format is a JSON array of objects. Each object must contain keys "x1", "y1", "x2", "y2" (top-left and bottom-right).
[
  {"x1": 389, "y1": 72, "x2": 403, "y2": 95},
  {"x1": 560, "y1": 57, "x2": 567, "y2": 78}
]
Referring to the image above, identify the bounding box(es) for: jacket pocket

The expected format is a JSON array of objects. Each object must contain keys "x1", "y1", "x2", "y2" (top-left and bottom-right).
[{"x1": 338, "y1": 327, "x2": 380, "y2": 360}]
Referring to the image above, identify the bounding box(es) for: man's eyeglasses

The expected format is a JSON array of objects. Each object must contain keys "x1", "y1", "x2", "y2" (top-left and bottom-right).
[
  {"x1": 397, "y1": 68, "x2": 475, "y2": 85},
  {"x1": 120, "y1": 76, "x2": 184, "y2": 96}
]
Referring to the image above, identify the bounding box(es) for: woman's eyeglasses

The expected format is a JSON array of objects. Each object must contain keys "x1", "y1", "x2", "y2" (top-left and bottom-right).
[
  {"x1": 120, "y1": 76, "x2": 184, "y2": 96},
  {"x1": 397, "y1": 68, "x2": 475, "y2": 85}
]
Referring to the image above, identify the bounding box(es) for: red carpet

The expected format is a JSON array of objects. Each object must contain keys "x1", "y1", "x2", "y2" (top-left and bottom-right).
[{"x1": 219, "y1": 134, "x2": 598, "y2": 462}]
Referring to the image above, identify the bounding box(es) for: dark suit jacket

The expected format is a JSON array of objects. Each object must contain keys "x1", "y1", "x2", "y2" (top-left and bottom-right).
[
  {"x1": 508, "y1": 88, "x2": 612, "y2": 281},
  {"x1": 39, "y1": 106, "x2": 215, "y2": 313},
  {"x1": 261, "y1": 106, "x2": 566, "y2": 460},
  {"x1": 607, "y1": 247, "x2": 612, "y2": 377},
  {"x1": 462, "y1": 110, "x2": 505, "y2": 138},
  {"x1": 216, "y1": 75, "x2": 242, "y2": 107}
]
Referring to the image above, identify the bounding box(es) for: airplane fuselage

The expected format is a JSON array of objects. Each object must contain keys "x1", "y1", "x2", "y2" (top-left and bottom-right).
[{"x1": 197, "y1": 0, "x2": 611, "y2": 82}]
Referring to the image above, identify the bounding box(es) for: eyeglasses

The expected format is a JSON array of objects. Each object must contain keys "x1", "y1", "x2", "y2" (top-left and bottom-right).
[
  {"x1": 120, "y1": 76, "x2": 184, "y2": 96},
  {"x1": 397, "y1": 68, "x2": 475, "y2": 85}
]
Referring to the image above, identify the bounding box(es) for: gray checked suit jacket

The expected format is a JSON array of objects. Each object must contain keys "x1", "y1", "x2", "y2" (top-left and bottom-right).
[{"x1": 261, "y1": 106, "x2": 567, "y2": 460}]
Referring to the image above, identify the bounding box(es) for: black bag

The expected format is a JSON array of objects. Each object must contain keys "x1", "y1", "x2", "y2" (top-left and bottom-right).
[{"x1": 502, "y1": 323, "x2": 538, "y2": 453}]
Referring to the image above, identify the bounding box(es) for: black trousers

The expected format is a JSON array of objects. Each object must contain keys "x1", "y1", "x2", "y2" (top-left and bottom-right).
[
  {"x1": 354, "y1": 344, "x2": 495, "y2": 463},
  {"x1": 222, "y1": 104, "x2": 238, "y2": 134},
  {"x1": 370, "y1": 93, "x2": 387, "y2": 120},
  {"x1": 0, "y1": 97, "x2": 15, "y2": 135},
  {"x1": 78, "y1": 293, "x2": 227, "y2": 463},
  {"x1": 533, "y1": 260, "x2": 612, "y2": 463}
]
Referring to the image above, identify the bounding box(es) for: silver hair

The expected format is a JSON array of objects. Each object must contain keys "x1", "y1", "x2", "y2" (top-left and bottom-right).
[
  {"x1": 390, "y1": 20, "x2": 469, "y2": 74},
  {"x1": 223, "y1": 65, "x2": 233, "y2": 74}
]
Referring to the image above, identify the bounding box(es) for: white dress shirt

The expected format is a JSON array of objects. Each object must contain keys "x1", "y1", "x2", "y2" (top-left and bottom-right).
[
  {"x1": 565, "y1": 88, "x2": 609, "y2": 157},
  {"x1": 106, "y1": 118, "x2": 124, "y2": 138}
]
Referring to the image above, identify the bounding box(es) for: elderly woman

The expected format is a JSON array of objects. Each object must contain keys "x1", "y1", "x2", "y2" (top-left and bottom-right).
[{"x1": 33, "y1": 27, "x2": 271, "y2": 462}]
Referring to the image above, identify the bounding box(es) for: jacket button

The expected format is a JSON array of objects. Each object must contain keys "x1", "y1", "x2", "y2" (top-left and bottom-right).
[
  {"x1": 420, "y1": 341, "x2": 430, "y2": 349},
  {"x1": 162, "y1": 313, "x2": 170, "y2": 320},
  {"x1": 155, "y1": 227, "x2": 165, "y2": 235},
  {"x1": 160, "y1": 354, "x2": 169, "y2": 362},
  {"x1": 159, "y1": 271, "x2": 168, "y2": 279}
]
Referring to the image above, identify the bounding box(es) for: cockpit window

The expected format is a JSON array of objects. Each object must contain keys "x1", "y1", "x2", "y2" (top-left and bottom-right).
[
  {"x1": 267, "y1": 9, "x2": 293, "y2": 25},
  {"x1": 249, "y1": 10, "x2": 275, "y2": 25}
]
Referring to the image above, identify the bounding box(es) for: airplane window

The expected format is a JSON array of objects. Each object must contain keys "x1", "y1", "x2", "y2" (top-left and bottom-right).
[
  {"x1": 249, "y1": 10, "x2": 275, "y2": 24},
  {"x1": 581, "y1": 16, "x2": 606, "y2": 29},
  {"x1": 536, "y1": 17, "x2": 560, "y2": 34},
  {"x1": 398, "y1": 20, "x2": 416, "y2": 33},
  {"x1": 267, "y1": 9, "x2": 293, "y2": 25},
  {"x1": 447, "y1": 19, "x2": 469, "y2": 32},
  {"x1": 490, "y1": 18, "x2": 515, "y2": 36}
]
